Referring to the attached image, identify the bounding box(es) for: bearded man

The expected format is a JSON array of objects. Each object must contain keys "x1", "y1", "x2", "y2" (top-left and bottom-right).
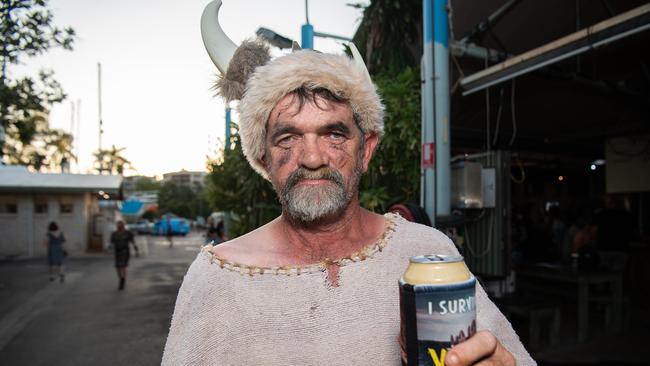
[{"x1": 162, "y1": 2, "x2": 534, "y2": 365}]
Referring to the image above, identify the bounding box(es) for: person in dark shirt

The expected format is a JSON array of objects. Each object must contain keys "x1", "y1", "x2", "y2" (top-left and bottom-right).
[
  {"x1": 593, "y1": 194, "x2": 636, "y2": 253},
  {"x1": 45, "y1": 221, "x2": 66, "y2": 282},
  {"x1": 110, "y1": 221, "x2": 139, "y2": 290}
]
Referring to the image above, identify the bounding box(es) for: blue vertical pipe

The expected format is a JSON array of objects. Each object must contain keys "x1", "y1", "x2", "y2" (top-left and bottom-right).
[
  {"x1": 434, "y1": 0, "x2": 450, "y2": 216},
  {"x1": 301, "y1": 23, "x2": 314, "y2": 49},
  {"x1": 225, "y1": 107, "x2": 232, "y2": 151},
  {"x1": 422, "y1": 0, "x2": 436, "y2": 225},
  {"x1": 224, "y1": 106, "x2": 232, "y2": 239}
]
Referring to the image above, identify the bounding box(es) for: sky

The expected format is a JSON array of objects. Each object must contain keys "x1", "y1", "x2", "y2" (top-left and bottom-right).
[{"x1": 12, "y1": 0, "x2": 367, "y2": 177}]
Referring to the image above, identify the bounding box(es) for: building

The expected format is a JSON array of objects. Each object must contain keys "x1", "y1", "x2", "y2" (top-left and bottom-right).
[
  {"x1": 162, "y1": 170, "x2": 207, "y2": 191},
  {"x1": 0, "y1": 165, "x2": 122, "y2": 259}
]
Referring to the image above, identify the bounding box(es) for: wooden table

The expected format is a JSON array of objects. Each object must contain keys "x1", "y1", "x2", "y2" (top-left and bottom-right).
[{"x1": 516, "y1": 263, "x2": 623, "y2": 342}]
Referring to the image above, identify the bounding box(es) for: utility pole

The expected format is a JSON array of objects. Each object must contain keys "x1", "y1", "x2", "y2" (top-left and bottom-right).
[
  {"x1": 97, "y1": 63, "x2": 104, "y2": 152},
  {"x1": 433, "y1": 0, "x2": 451, "y2": 219},
  {"x1": 421, "y1": 0, "x2": 436, "y2": 225},
  {"x1": 298, "y1": 0, "x2": 351, "y2": 49},
  {"x1": 421, "y1": 0, "x2": 451, "y2": 225},
  {"x1": 76, "y1": 99, "x2": 81, "y2": 172},
  {"x1": 301, "y1": 0, "x2": 314, "y2": 49},
  {"x1": 97, "y1": 63, "x2": 104, "y2": 174},
  {"x1": 225, "y1": 106, "x2": 231, "y2": 151}
]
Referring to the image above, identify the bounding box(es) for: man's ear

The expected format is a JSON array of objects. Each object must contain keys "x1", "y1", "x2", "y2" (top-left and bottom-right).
[
  {"x1": 361, "y1": 133, "x2": 379, "y2": 172},
  {"x1": 258, "y1": 154, "x2": 268, "y2": 172}
]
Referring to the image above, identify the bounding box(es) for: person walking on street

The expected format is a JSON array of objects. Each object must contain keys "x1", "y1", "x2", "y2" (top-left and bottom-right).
[
  {"x1": 166, "y1": 216, "x2": 174, "y2": 247},
  {"x1": 110, "y1": 221, "x2": 139, "y2": 290},
  {"x1": 45, "y1": 221, "x2": 66, "y2": 283}
]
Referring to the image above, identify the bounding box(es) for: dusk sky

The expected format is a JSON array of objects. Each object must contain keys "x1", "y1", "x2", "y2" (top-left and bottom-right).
[{"x1": 13, "y1": 0, "x2": 366, "y2": 177}]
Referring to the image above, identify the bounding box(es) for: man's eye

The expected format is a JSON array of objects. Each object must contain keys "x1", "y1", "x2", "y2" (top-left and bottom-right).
[
  {"x1": 328, "y1": 132, "x2": 346, "y2": 142},
  {"x1": 277, "y1": 135, "x2": 297, "y2": 147}
]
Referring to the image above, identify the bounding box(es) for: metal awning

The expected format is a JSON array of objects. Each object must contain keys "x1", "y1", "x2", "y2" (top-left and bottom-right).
[{"x1": 460, "y1": 3, "x2": 650, "y2": 95}]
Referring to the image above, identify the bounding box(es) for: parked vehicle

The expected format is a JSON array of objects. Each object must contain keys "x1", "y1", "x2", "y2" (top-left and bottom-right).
[
  {"x1": 127, "y1": 220, "x2": 154, "y2": 235},
  {"x1": 153, "y1": 217, "x2": 190, "y2": 236}
]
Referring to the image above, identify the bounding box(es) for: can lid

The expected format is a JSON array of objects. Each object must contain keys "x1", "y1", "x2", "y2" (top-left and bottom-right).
[{"x1": 409, "y1": 254, "x2": 464, "y2": 264}]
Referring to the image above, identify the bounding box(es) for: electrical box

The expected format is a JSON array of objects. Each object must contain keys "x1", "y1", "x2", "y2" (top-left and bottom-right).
[
  {"x1": 451, "y1": 161, "x2": 483, "y2": 208},
  {"x1": 481, "y1": 168, "x2": 496, "y2": 208}
]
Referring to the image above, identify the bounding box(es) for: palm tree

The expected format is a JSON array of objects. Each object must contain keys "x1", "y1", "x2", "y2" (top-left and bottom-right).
[
  {"x1": 93, "y1": 145, "x2": 134, "y2": 175},
  {"x1": 44, "y1": 129, "x2": 76, "y2": 172}
]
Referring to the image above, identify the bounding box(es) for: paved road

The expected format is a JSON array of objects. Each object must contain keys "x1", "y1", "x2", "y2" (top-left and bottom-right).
[{"x1": 0, "y1": 233, "x2": 202, "y2": 366}]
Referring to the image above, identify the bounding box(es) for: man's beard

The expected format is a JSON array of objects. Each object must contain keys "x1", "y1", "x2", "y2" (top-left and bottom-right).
[{"x1": 278, "y1": 163, "x2": 362, "y2": 226}]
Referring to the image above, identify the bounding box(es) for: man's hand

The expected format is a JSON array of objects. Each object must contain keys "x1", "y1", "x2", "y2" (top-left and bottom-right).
[{"x1": 445, "y1": 331, "x2": 515, "y2": 366}]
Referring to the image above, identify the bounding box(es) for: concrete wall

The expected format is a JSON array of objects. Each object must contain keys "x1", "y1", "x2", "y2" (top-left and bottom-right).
[
  {"x1": 0, "y1": 196, "x2": 31, "y2": 257},
  {"x1": 0, "y1": 192, "x2": 97, "y2": 258},
  {"x1": 606, "y1": 134, "x2": 650, "y2": 193}
]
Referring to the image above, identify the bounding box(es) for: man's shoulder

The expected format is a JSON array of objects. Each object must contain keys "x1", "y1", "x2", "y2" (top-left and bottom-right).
[
  {"x1": 390, "y1": 214, "x2": 458, "y2": 255},
  {"x1": 209, "y1": 220, "x2": 278, "y2": 265},
  {"x1": 393, "y1": 215, "x2": 449, "y2": 240}
]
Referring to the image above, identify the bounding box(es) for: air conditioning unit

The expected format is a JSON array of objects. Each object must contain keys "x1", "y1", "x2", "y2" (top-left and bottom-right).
[{"x1": 451, "y1": 161, "x2": 483, "y2": 208}]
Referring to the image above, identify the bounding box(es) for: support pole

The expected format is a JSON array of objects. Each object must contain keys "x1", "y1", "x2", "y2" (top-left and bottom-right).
[
  {"x1": 97, "y1": 63, "x2": 103, "y2": 152},
  {"x1": 421, "y1": 0, "x2": 436, "y2": 225},
  {"x1": 301, "y1": 0, "x2": 313, "y2": 49},
  {"x1": 225, "y1": 106, "x2": 232, "y2": 150},
  {"x1": 434, "y1": 0, "x2": 451, "y2": 217},
  {"x1": 301, "y1": 24, "x2": 314, "y2": 49}
]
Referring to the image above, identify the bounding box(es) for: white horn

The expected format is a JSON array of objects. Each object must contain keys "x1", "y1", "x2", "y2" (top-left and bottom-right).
[
  {"x1": 200, "y1": 0, "x2": 238, "y2": 75},
  {"x1": 348, "y1": 43, "x2": 372, "y2": 83}
]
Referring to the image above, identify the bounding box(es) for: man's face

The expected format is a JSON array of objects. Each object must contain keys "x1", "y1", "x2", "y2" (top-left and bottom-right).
[{"x1": 262, "y1": 93, "x2": 378, "y2": 225}]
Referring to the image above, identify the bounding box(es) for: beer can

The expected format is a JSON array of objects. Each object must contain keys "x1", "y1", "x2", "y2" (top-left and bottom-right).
[{"x1": 399, "y1": 255, "x2": 476, "y2": 366}]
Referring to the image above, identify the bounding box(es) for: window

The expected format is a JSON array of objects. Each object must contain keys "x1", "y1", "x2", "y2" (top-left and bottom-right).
[
  {"x1": 35, "y1": 203, "x2": 48, "y2": 214},
  {"x1": 0, "y1": 203, "x2": 18, "y2": 214},
  {"x1": 60, "y1": 203, "x2": 74, "y2": 214}
]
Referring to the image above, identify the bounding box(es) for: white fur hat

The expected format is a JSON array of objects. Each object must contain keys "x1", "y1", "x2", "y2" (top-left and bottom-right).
[
  {"x1": 237, "y1": 49, "x2": 385, "y2": 180},
  {"x1": 200, "y1": 1, "x2": 384, "y2": 180}
]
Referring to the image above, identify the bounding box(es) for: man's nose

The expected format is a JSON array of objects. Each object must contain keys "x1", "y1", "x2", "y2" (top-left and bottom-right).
[{"x1": 299, "y1": 137, "x2": 328, "y2": 169}]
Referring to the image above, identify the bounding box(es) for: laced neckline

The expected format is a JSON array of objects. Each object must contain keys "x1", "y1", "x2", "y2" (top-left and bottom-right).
[{"x1": 203, "y1": 213, "x2": 399, "y2": 276}]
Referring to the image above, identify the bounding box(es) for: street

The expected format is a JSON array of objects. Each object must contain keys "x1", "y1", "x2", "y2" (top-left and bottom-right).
[{"x1": 0, "y1": 232, "x2": 202, "y2": 366}]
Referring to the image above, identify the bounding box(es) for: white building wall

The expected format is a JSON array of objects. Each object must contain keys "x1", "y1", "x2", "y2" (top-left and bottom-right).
[
  {"x1": 0, "y1": 196, "x2": 31, "y2": 257},
  {"x1": 0, "y1": 192, "x2": 96, "y2": 258}
]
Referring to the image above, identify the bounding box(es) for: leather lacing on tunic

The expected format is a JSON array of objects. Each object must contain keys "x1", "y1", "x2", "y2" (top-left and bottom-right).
[{"x1": 202, "y1": 213, "x2": 398, "y2": 276}]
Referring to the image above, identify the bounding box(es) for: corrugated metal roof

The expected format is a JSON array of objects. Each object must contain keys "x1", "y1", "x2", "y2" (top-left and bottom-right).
[{"x1": 0, "y1": 165, "x2": 122, "y2": 193}]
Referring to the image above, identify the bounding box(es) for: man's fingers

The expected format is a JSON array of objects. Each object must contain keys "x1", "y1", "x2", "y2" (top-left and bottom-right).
[
  {"x1": 471, "y1": 342, "x2": 516, "y2": 366},
  {"x1": 445, "y1": 331, "x2": 497, "y2": 366}
]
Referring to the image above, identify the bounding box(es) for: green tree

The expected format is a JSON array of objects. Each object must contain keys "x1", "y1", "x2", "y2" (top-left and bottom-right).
[
  {"x1": 42, "y1": 127, "x2": 75, "y2": 171},
  {"x1": 93, "y1": 145, "x2": 133, "y2": 175},
  {"x1": 360, "y1": 66, "x2": 421, "y2": 212},
  {"x1": 1, "y1": 0, "x2": 76, "y2": 166},
  {"x1": 352, "y1": 0, "x2": 423, "y2": 212},
  {"x1": 206, "y1": 123, "x2": 280, "y2": 237},
  {"x1": 134, "y1": 176, "x2": 161, "y2": 191},
  {"x1": 352, "y1": 0, "x2": 422, "y2": 73},
  {"x1": 158, "y1": 181, "x2": 210, "y2": 220}
]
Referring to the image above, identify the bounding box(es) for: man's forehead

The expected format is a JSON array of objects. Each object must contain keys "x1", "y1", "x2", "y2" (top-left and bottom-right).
[{"x1": 268, "y1": 93, "x2": 354, "y2": 127}]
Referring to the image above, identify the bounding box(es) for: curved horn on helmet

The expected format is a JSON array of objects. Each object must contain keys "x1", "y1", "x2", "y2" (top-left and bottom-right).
[
  {"x1": 200, "y1": 0, "x2": 238, "y2": 74},
  {"x1": 348, "y1": 43, "x2": 372, "y2": 83}
]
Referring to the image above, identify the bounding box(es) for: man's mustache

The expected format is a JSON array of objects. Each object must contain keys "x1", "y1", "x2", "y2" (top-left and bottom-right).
[{"x1": 285, "y1": 168, "x2": 344, "y2": 191}]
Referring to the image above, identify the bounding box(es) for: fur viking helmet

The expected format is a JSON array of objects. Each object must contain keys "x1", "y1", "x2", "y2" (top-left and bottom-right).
[{"x1": 201, "y1": 0, "x2": 384, "y2": 180}]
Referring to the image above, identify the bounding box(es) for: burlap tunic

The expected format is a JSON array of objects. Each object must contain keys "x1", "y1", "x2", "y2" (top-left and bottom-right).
[{"x1": 162, "y1": 213, "x2": 535, "y2": 365}]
